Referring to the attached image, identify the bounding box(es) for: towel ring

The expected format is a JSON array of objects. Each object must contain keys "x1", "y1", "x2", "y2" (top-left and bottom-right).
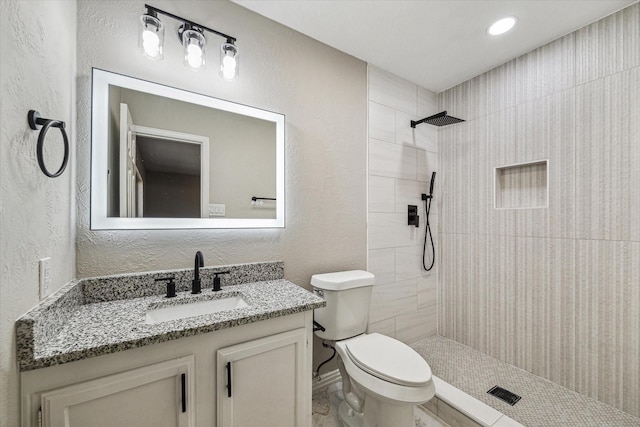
[{"x1": 28, "y1": 110, "x2": 69, "y2": 178}]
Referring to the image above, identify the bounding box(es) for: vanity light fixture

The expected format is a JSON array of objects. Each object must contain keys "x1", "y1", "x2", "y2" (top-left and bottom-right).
[
  {"x1": 487, "y1": 16, "x2": 517, "y2": 36},
  {"x1": 139, "y1": 4, "x2": 239, "y2": 79}
]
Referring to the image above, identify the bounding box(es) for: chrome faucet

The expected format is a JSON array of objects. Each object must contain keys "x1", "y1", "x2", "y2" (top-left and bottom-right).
[{"x1": 192, "y1": 251, "x2": 204, "y2": 294}]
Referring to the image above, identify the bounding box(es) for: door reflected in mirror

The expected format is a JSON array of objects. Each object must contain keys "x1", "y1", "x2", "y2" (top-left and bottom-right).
[{"x1": 91, "y1": 69, "x2": 285, "y2": 229}]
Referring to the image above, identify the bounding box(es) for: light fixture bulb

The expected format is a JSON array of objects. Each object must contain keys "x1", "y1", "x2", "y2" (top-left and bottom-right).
[
  {"x1": 488, "y1": 16, "x2": 517, "y2": 36},
  {"x1": 139, "y1": 14, "x2": 164, "y2": 60},
  {"x1": 182, "y1": 28, "x2": 206, "y2": 71},
  {"x1": 142, "y1": 30, "x2": 160, "y2": 57},
  {"x1": 222, "y1": 55, "x2": 236, "y2": 79},
  {"x1": 187, "y1": 44, "x2": 203, "y2": 68},
  {"x1": 220, "y1": 42, "x2": 239, "y2": 81}
]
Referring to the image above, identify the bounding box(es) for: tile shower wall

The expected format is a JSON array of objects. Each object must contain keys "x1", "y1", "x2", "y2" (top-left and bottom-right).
[
  {"x1": 438, "y1": 2, "x2": 640, "y2": 418},
  {"x1": 367, "y1": 66, "x2": 439, "y2": 344}
]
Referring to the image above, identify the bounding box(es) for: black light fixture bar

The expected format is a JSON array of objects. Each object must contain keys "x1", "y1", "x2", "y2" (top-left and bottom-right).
[
  {"x1": 252, "y1": 197, "x2": 276, "y2": 202},
  {"x1": 145, "y1": 4, "x2": 236, "y2": 44}
]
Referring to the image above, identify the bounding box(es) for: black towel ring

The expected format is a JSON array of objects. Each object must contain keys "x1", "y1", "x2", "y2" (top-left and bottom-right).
[{"x1": 28, "y1": 110, "x2": 69, "y2": 178}]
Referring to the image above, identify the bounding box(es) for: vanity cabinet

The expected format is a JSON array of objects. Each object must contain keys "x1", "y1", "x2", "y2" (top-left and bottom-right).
[
  {"x1": 38, "y1": 357, "x2": 194, "y2": 427},
  {"x1": 21, "y1": 311, "x2": 313, "y2": 427},
  {"x1": 217, "y1": 328, "x2": 308, "y2": 427}
]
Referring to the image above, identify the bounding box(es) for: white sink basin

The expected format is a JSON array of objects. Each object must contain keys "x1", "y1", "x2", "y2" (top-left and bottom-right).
[{"x1": 145, "y1": 295, "x2": 249, "y2": 325}]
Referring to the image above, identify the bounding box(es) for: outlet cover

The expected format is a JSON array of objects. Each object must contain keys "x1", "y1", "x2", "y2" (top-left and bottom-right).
[{"x1": 39, "y1": 257, "x2": 52, "y2": 299}]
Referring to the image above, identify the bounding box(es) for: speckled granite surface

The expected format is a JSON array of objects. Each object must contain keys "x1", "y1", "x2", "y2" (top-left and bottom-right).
[
  {"x1": 17, "y1": 261, "x2": 325, "y2": 371},
  {"x1": 82, "y1": 260, "x2": 285, "y2": 303}
]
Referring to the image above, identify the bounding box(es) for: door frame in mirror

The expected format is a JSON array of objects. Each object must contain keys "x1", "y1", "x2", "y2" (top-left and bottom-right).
[{"x1": 90, "y1": 68, "x2": 285, "y2": 229}]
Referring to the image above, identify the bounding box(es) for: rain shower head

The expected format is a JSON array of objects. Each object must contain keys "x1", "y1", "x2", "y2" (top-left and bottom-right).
[{"x1": 410, "y1": 111, "x2": 464, "y2": 128}]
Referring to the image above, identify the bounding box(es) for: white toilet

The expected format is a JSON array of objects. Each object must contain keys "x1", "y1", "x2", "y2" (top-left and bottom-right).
[{"x1": 312, "y1": 270, "x2": 435, "y2": 427}]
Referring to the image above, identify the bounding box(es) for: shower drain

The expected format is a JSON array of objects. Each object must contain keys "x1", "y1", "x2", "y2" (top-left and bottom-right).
[{"x1": 487, "y1": 385, "x2": 521, "y2": 406}]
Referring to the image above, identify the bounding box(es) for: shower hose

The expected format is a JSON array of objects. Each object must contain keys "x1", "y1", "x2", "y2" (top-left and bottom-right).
[
  {"x1": 422, "y1": 172, "x2": 436, "y2": 271},
  {"x1": 422, "y1": 196, "x2": 435, "y2": 271}
]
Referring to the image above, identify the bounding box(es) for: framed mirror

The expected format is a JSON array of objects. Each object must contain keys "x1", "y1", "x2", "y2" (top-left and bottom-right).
[{"x1": 91, "y1": 69, "x2": 285, "y2": 229}]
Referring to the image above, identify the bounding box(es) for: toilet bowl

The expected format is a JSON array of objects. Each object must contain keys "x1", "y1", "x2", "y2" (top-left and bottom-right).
[
  {"x1": 334, "y1": 333, "x2": 435, "y2": 427},
  {"x1": 311, "y1": 270, "x2": 435, "y2": 427}
]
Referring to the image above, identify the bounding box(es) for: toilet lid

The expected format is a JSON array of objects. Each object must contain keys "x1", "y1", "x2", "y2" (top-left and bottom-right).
[{"x1": 344, "y1": 333, "x2": 432, "y2": 387}]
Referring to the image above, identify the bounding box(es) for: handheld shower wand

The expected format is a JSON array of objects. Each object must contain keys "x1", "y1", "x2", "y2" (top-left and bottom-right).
[
  {"x1": 429, "y1": 171, "x2": 436, "y2": 197},
  {"x1": 422, "y1": 172, "x2": 436, "y2": 271}
]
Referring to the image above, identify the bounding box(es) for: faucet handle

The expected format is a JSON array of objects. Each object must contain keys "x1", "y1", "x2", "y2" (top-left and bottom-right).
[
  {"x1": 212, "y1": 271, "x2": 231, "y2": 292},
  {"x1": 155, "y1": 276, "x2": 176, "y2": 298}
]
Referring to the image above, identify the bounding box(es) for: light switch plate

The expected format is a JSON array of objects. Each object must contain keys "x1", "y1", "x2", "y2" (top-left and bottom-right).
[
  {"x1": 209, "y1": 204, "x2": 226, "y2": 217},
  {"x1": 39, "y1": 257, "x2": 51, "y2": 299}
]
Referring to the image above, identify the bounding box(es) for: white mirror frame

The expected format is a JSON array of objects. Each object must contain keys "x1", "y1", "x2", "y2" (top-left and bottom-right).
[{"x1": 90, "y1": 69, "x2": 285, "y2": 230}]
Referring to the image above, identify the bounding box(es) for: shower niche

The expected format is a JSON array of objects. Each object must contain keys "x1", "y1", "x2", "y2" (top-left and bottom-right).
[{"x1": 494, "y1": 160, "x2": 548, "y2": 209}]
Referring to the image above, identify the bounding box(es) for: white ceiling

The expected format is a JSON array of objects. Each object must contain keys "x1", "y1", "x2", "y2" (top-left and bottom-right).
[{"x1": 232, "y1": 0, "x2": 636, "y2": 93}]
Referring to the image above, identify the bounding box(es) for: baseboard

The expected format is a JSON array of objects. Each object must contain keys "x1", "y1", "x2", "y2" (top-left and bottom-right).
[{"x1": 312, "y1": 368, "x2": 341, "y2": 393}]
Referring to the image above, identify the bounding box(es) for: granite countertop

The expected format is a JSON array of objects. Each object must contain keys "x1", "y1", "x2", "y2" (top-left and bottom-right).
[{"x1": 16, "y1": 262, "x2": 325, "y2": 371}]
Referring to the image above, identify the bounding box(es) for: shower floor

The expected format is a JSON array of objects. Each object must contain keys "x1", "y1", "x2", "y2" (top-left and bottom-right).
[{"x1": 411, "y1": 335, "x2": 640, "y2": 427}]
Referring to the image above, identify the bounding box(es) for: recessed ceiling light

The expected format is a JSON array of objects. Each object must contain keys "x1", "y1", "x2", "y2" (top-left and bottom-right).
[{"x1": 488, "y1": 16, "x2": 517, "y2": 36}]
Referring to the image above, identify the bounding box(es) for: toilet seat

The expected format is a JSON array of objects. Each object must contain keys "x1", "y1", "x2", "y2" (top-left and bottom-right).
[
  {"x1": 335, "y1": 333, "x2": 435, "y2": 404},
  {"x1": 344, "y1": 333, "x2": 431, "y2": 387}
]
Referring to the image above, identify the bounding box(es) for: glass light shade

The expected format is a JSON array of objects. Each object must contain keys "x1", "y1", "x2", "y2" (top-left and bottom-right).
[
  {"x1": 139, "y1": 14, "x2": 164, "y2": 60},
  {"x1": 220, "y1": 43, "x2": 239, "y2": 81},
  {"x1": 183, "y1": 29, "x2": 206, "y2": 71}
]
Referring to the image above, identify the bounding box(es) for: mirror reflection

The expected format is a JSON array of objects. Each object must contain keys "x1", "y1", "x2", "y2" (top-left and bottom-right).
[{"x1": 91, "y1": 69, "x2": 285, "y2": 229}]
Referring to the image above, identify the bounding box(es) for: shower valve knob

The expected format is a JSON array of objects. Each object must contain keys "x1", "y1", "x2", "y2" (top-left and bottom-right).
[{"x1": 408, "y1": 205, "x2": 419, "y2": 227}]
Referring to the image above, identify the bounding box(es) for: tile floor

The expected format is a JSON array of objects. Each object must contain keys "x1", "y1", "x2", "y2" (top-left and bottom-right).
[
  {"x1": 411, "y1": 335, "x2": 640, "y2": 427},
  {"x1": 312, "y1": 381, "x2": 450, "y2": 427}
]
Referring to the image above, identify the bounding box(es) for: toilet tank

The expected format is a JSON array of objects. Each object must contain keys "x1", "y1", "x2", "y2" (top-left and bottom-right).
[{"x1": 311, "y1": 270, "x2": 375, "y2": 341}]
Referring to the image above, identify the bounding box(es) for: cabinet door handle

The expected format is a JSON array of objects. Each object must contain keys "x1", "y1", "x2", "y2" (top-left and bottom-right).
[
  {"x1": 181, "y1": 373, "x2": 186, "y2": 413},
  {"x1": 226, "y1": 361, "x2": 232, "y2": 398}
]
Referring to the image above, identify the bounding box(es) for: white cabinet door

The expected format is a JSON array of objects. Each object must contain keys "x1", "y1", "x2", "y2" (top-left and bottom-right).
[
  {"x1": 217, "y1": 328, "x2": 309, "y2": 427},
  {"x1": 40, "y1": 356, "x2": 194, "y2": 427}
]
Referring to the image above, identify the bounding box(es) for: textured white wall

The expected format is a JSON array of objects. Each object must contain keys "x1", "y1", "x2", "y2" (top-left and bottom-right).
[
  {"x1": 366, "y1": 66, "x2": 440, "y2": 344},
  {"x1": 75, "y1": 0, "x2": 367, "y2": 382},
  {"x1": 0, "y1": 1, "x2": 77, "y2": 425},
  {"x1": 76, "y1": 0, "x2": 368, "y2": 287}
]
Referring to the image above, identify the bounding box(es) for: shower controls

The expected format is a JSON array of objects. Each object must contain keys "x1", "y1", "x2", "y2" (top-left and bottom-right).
[
  {"x1": 408, "y1": 205, "x2": 419, "y2": 227},
  {"x1": 422, "y1": 172, "x2": 437, "y2": 200}
]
